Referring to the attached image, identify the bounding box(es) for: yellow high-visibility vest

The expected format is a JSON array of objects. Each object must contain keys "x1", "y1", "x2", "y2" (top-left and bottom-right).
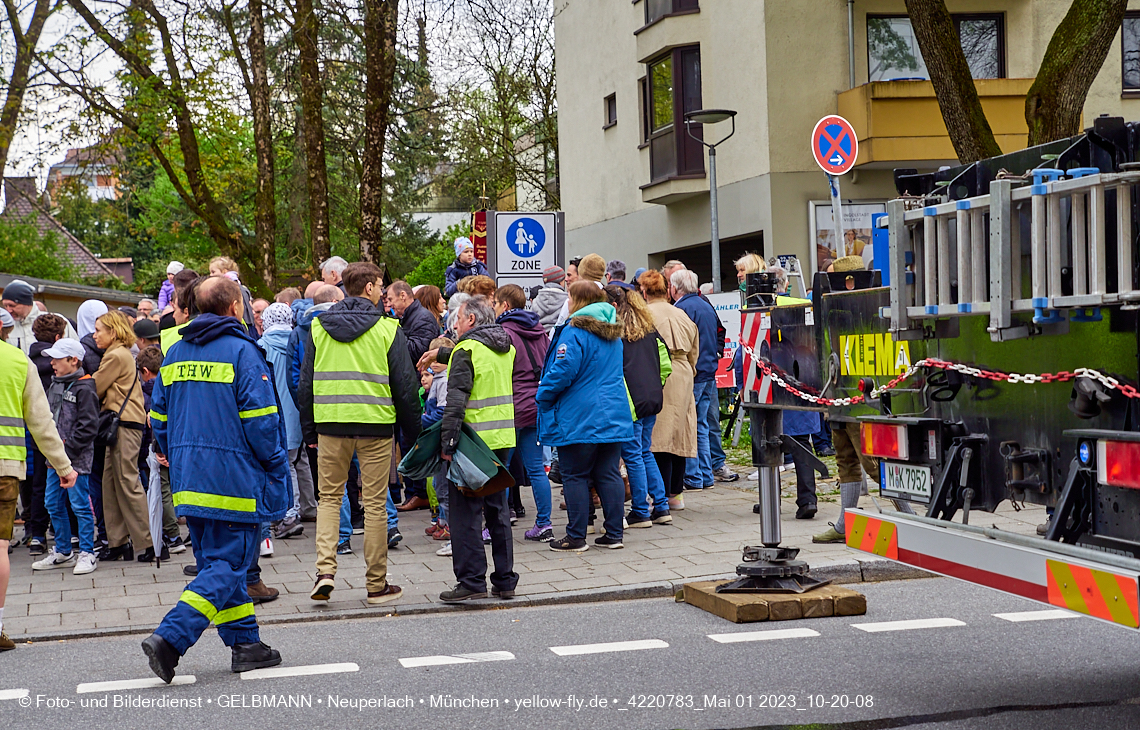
[
  {"x1": 311, "y1": 317, "x2": 398, "y2": 424},
  {"x1": 160, "y1": 323, "x2": 188, "y2": 355},
  {"x1": 449, "y1": 339, "x2": 516, "y2": 450},
  {"x1": 0, "y1": 343, "x2": 27, "y2": 462}
]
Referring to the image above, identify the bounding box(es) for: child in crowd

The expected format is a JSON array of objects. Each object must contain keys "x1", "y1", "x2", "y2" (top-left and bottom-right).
[
  {"x1": 138, "y1": 345, "x2": 184, "y2": 554},
  {"x1": 423, "y1": 336, "x2": 453, "y2": 554},
  {"x1": 32, "y1": 339, "x2": 99, "y2": 575},
  {"x1": 157, "y1": 261, "x2": 183, "y2": 311}
]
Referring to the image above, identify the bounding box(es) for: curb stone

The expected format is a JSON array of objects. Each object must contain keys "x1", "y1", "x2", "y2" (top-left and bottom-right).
[{"x1": 12, "y1": 558, "x2": 932, "y2": 644}]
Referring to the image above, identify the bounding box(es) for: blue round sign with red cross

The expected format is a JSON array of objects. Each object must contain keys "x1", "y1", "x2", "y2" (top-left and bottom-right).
[{"x1": 811, "y1": 115, "x2": 858, "y2": 175}]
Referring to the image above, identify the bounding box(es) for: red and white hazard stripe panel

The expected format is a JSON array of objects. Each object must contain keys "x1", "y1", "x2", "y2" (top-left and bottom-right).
[
  {"x1": 740, "y1": 311, "x2": 772, "y2": 404},
  {"x1": 844, "y1": 510, "x2": 1140, "y2": 630}
]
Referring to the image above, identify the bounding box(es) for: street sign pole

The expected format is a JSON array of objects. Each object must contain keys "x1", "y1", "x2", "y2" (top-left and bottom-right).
[
  {"x1": 829, "y1": 173, "x2": 846, "y2": 258},
  {"x1": 709, "y1": 145, "x2": 721, "y2": 293}
]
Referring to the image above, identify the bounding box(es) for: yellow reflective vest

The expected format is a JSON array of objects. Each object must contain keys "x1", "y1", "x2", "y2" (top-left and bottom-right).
[
  {"x1": 0, "y1": 343, "x2": 27, "y2": 462},
  {"x1": 449, "y1": 339, "x2": 516, "y2": 450},
  {"x1": 311, "y1": 317, "x2": 398, "y2": 425}
]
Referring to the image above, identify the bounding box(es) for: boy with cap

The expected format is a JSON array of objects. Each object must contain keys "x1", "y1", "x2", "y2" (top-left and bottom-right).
[
  {"x1": 444, "y1": 236, "x2": 490, "y2": 297},
  {"x1": 532, "y1": 266, "x2": 568, "y2": 336},
  {"x1": 31, "y1": 339, "x2": 99, "y2": 575},
  {"x1": 157, "y1": 261, "x2": 184, "y2": 310},
  {"x1": 134, "y1": 318, "x2": 162, "y2": 350}
]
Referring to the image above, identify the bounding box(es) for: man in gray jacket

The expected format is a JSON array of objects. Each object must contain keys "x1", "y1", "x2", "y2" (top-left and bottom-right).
[{"x1": 531, "y1": 267, "x2": 568, "y2": 336}]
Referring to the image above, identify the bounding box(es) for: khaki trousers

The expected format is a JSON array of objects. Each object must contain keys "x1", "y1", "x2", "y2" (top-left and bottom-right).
[
  {"x1": 316, "y1": 434, "x2": 392, "y2": 592},
  {"x1": 833, "y1": 420, "x2": 878, "y2": 485},
  {"x1": 102, "y1": 427, "x2": 152, "y2": 549}
]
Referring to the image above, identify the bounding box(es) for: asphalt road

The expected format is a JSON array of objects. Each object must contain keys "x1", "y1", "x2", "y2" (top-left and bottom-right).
[{"x1": 2, "y1": 577, "x2": 1139, "y2": 730}]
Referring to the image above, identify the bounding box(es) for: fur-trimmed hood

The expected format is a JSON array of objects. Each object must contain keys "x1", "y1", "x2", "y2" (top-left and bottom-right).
[{"x1": 570, "y1": 315, "x2": 624, "y2": 342}]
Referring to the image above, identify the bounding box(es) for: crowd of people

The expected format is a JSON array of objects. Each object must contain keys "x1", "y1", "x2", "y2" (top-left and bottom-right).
[{"x1": 0, "y1": 236, "x2": 850, "y2": 678}]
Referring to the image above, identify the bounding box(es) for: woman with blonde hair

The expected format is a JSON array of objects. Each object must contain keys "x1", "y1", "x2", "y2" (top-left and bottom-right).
[
  {"x1": 208, "y1": 257, "x2": 256, "y2": 332},
  {"x1": 92, "y1": 310, "x2": 154, "y2": 561},
  {"x1": 638, "y1": 270, "x2": 699, "y2": 510},
  {"x1": 605, "y1": 285, "x2": 673, "y2": 527},
  {"x1": 735, "y1": 253, "x2": 765, "y2": 289}
]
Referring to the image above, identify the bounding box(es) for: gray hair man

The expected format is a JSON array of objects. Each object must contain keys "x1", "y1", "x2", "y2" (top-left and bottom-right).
[
  {"x1": 320, "y1": 256, "x2": 349, "y2": 288},
  {"x1": 433, "y1": 295, "x2": 518, "y2": 603},
  {"x1": 606, "y1": 259, "x2": 633, "y2": 290}
]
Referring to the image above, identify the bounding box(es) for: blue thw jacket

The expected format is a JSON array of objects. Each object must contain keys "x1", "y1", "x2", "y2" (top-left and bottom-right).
[
  {"x1": 537, "y1": 303, "x2": 633, "y2": 446},
  {"x1": 152, "y1": 313, "x2": 290, "y2": 524}
]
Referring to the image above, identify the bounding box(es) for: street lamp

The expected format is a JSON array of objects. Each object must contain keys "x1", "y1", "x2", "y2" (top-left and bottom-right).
[{"x1": 685, "y1": 108, "x2": 737, "y2": 293}]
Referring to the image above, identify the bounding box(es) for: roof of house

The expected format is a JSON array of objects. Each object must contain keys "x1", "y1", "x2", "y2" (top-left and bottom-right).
[{"x1": 1, "y1": 178, "x2": 114, "y2": 279}]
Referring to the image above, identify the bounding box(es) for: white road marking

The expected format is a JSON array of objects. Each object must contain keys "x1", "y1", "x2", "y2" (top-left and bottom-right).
[
  {"x1": 241, "y1": 662, "x2": 359, "y2": 680},
  {"x1": 77, "y1": 676, "x2": 196, "y2": 693},
  {"x1": 851, "y1": 618, "x2": 966, "y2": 633},
  {"x1": 399, "y1": 651, "x2": 515, "y2": 668},
  {"x1": 549, "y1": 639, "x2": 668, "y2": 656},
  {"x1": 708, "y1": 628, "x2": 820, "y2": 643},
  {"x1": 0, "y1": 689, "x2": 29, "y2": 701},
  {"x1": 994, "y1": 609, "x2": 1080, "y2": 623}
]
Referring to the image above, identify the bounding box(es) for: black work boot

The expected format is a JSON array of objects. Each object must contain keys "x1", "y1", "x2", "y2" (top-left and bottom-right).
[
  {"x1": 231, "y1": 641, "x2": 282, "y2": 673},
  {"x1": 141, "y1": 633, "x2": 180, "y2": 684}
]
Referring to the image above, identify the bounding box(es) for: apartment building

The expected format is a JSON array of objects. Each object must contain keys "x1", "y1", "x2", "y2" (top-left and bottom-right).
[{"x1": 555, "y1": 0, "x2": 1140, "y2": 289}]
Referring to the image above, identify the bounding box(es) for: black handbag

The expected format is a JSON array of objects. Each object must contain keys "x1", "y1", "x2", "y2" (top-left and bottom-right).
[{"x1": 98, "y1": 374, "x2": 138, "y2": 448}]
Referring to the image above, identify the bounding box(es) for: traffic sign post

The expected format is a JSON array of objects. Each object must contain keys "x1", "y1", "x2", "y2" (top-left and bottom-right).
[
  {"x1": 811, "y1": 115, "x2": 859, "y2": 260},
  {"x1": 486, "y1": 211, "x2": 565, "y2": 293}
]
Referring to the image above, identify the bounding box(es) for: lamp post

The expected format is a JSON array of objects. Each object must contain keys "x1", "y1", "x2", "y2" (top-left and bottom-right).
[{"x1": 685, "y1": 108, "x2": 737, "y2": 293}]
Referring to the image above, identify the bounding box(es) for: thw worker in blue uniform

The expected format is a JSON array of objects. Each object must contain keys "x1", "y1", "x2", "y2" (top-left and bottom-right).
[{"x1": 143, "y1": 276, "x2": 291, "y2": 682}]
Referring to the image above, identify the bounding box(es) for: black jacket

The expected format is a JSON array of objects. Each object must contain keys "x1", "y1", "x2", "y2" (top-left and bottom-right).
[
  {"x1": 441, "y1": 324, "x2": 512, "y2": 456},
  {"x1": 29, "y1": 341, "x2": 54, "y2": 394},
  {"x1": 46, "y1": 369, "x2": 100, "y2": 475},
  {"x1": 79, "y1": 334, "x2": 105, "y2": 376},
  {"x1": 299, "y1": 296, "x2": 422, "y2": 444},
  {"x1": 399, "y1": 299, "x2": 440, "y2": 366},
  {"x1": 624, "y1": 332, "x2": 667, "y2": 419}
]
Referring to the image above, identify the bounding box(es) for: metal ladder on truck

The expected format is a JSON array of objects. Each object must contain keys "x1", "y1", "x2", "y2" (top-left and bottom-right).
[{"x1": 884, "y1": 167, "x2": 1140, "y2": 341}]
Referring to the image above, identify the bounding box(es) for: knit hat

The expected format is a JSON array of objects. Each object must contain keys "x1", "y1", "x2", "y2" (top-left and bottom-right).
[
  {"x1": 605, "y1": 259, "x2": 627, "y2": 280},
  {"x1": 167, "y1": 261, "x2": 185, "y2": 275},
  {"x1": 832, "y1": 255, "x2": 866, "y2": 272},
  {"x1": 0, "y1": 309, "x2": 13, "y2": 328},
  {"x1": 133, "y1": 318, "x2": 160, "y2": 340},
  {"x1": 542, "y1": 265, "x2": 565, "y2": 284},
  {"x1": 2, "y1": 279, "x2": 34, "y2": 306},
  {"x1": 454, "y1": 236, "x2": 474, "y2": 258},
  {"x1": 261, "y1": 302, "x2": 295, "y2": 332},
  {"x1": 577, "y1": 253, "x2": 605, "y2": 283}
]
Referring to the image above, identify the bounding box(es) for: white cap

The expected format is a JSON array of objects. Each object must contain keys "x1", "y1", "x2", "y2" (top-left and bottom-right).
[
  {"x1": 43, "y1": 338, "x2": 85, "y2": 360},
  {"x1": 167, "y1": 261, "x2": 185, "y2": 275}
]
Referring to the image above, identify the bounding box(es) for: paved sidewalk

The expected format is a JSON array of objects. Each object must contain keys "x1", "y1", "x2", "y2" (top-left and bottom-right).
[{"x1": 2, "y1": 468, "x2": 1046, "y2": 640}]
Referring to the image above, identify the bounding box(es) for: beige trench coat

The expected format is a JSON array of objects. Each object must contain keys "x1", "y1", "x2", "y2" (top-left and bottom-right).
[{"x1": 647, "y1": 299, "x2": 698, "y2": 458}]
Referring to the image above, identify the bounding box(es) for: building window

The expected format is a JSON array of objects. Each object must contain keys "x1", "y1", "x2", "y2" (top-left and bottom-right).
[
  {"x1": 867, "y1": 13, "x2": 1004, "y2": 82},
  {"x1": 645, "y1": 0, "x2": 698, "y2": 27},
  {"x1": 638, "y1": 76, "x2": 649, "y2": 145},
  {"x1": 644, "y1": 46, "x2": 703, "y2": 183},
  {"x1": 1124, "y1": 13, "x2": 1140, "y2": 90},
  {"x1": 603, "y1": 94, "x2": 617, "y2": 129}
]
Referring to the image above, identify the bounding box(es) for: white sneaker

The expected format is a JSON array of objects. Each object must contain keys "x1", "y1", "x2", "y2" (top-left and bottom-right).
[
  {"x1": 73, "y1": 552, "x2": 97, "y2": 575},
  {"x1": 260, "y1": 538, "x2": 273, "y2": 557},
  {"x1": 32, "y1": 548, "x2": 76, "y2": 571},
  {"x1": 435, "y1": 541, "x2": 452, "y2": 557},
  {"x1": 748, "y1": 470, "x2": 760, "y2": 480}
]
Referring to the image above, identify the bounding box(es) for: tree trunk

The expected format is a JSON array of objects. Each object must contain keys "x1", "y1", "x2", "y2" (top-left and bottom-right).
[
  {"x1": 1026, "y1": 0, "x2": 1129, "y2": 146},
  {"x1": 904, "y1": 0, "x2": 1002, "y2": 163},
  {"x1": 247, "y1": 0, "x2": 277, "y2": 292},
  {"x1": 294, "y1": 0, "x2": 331, "y2": 267},
  {"x1": 359, "y1": 0, "x2": 398, "y2": 263},
  {"x1": 0, "y1": 0, "x2": 53, "y2": 181}
]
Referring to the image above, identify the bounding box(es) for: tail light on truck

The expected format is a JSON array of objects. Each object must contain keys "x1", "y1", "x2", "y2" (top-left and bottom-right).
[
  {"x1": 1097, "y1": 440, "x2": 1140, "y2": 490},
  {"x1": 861, "y1": 422, "x2": 909, "y2": 460}
]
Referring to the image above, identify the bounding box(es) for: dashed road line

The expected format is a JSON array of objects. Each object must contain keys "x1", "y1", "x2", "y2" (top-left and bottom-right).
[
  {"x1": 851, "y1": 618, "x2": 966, "y2": 633},
  {"x1": 77, "y1": 676, "x2": 196, "y2": 693},
  {"x1": 241, "y1": 662, "x2": 359, "y2": 680},
  {"x1": 0, "y1": 689, "x2": 29, "y2": 701},
  {"x1": 549, "y1": 639, "x2": 668, "y2": 656},
  {"x1": 994, "y1": 609, "x2": 1080, "y2": 622},
  {"x1": 708, "y1": 628, "x2": 820, "y2": 644},
  {"x1": 399, "y1": 651, "x2": 515, "y2": 668}
]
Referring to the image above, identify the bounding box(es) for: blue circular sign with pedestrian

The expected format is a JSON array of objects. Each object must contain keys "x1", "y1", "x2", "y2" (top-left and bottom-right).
[{"x1": 506, "y1": 217, "x2": 545, "y2": 258}]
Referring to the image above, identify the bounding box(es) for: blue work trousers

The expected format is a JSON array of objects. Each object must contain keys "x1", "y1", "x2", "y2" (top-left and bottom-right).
[{"x1": 156, "y1": 516, "x2": 260, "y2": 655}]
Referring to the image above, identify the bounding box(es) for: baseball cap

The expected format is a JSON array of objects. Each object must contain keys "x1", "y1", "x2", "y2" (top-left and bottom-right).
[
  {"x1": 43, "y1": 338, "x2": 85, "y2": 360},
  {"x1": 133, "y1": 318, "x2": 161, "y2": 340}
]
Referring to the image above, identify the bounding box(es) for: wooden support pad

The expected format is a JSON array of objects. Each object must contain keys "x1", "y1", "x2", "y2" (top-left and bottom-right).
[{"x1": 682, "y1": 581, "x2": 867, "y2": 623}]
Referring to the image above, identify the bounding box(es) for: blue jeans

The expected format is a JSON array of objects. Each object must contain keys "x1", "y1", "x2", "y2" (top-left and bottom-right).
[
  {"x1": 515, "y1": 426, "x2": 552, "y2": 527},
  {"x1": 387, "y1": 490, "x2": 398, "y2": 530},
  {"x1": 44, "y1": 469, "x2": 94, "y2": 554},
  {"x1": 560, "y1": 442, "x2": 624, "y2": 541},
  {"x1": 686, "y1": 379, "x2": 724, "y2": 487},
  {"x1": 339, "y1": 487, "x2": 352, "y2": 541},
  {"x1": 621, "y1": 415, "x2": 668, "y2": 520}
]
